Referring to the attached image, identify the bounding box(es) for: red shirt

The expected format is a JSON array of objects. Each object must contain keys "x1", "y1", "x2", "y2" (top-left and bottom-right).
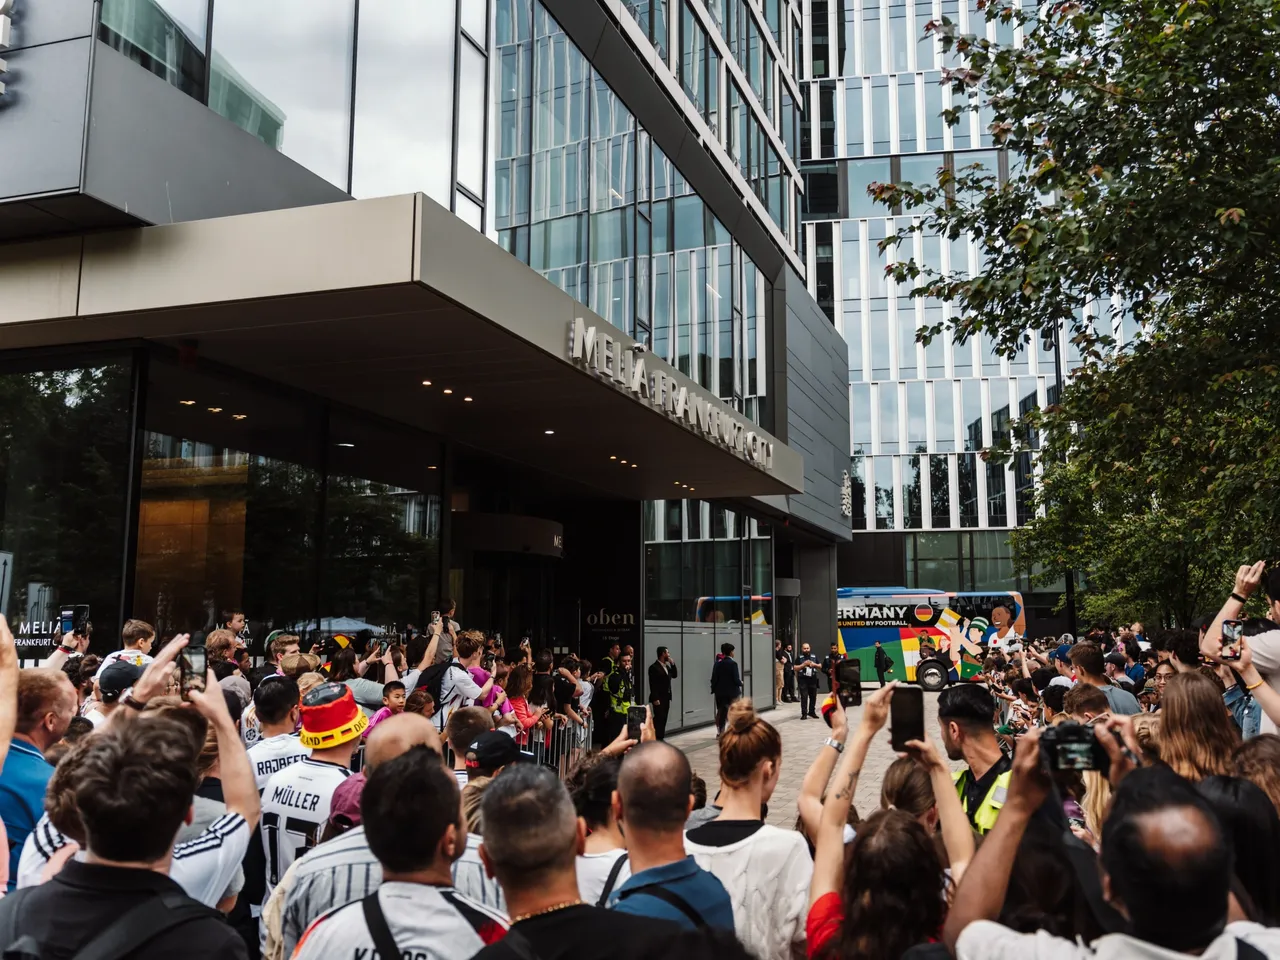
[{"x1": 806, "y1": 892, "x2": 843, "y2": 958}]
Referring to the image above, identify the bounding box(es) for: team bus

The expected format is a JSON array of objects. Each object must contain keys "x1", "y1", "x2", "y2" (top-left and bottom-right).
[{"x1": 837, "y1": 587, "x2": 1026, "y2": 691}]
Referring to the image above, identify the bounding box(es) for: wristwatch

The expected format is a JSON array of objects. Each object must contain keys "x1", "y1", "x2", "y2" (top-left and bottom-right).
[{"x1": 822, "y1": 736, "x2": 845, "y2": 754}]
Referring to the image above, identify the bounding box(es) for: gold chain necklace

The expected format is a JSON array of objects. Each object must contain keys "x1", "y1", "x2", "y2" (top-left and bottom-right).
[{"x1": 511, "y1": 899, "x2": 583, "y2": 923}]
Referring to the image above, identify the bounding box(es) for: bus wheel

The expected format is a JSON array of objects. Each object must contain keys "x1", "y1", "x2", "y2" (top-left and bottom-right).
[{"x1": 916, "y1": 660, "x2": 948, "y2": 692}]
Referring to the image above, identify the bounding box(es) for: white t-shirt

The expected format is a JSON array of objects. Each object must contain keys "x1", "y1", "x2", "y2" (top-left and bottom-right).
[
  {"x1": 247, "y1": 733, "x2": 311, "y2": 792},
  {"x1": 956, "y1": 919, "x2": 1280, "y2": 960},
  {"x1": 83, "y1": 707, "x2": 107, "y2": 727},
  {"x1": 436, "y1": 662, "x2": 483, "y2": 730},
  {"x1": 241, "y1": 703, "x2": 262, "y2": 747},
  {"x1": 259, "y1": 758, "x2": 352, "y2": 905},
  {"x1": 579, "y1": 679, "x2": 595, "y2": 712},
  {"x1": 18, "y1": 811, "x2": 248, "y2": 908},
  {"x1": 293, "y1": 882, "x2": 507, "y2": 960},
  {"x1": 1049, "y1": 675, "x2": 1074, "y2": 689},
  {"x1": 1245, "y1": 626, "x2": 1280, "y2": 735},
  {"x1": 575, "y1": 850, "x2": 631, "y2": 907},
  {"x1": 453, "y1": 769, "x2": 469, "y2": 792},
  {"x1": 93, "y1": 648, "x2": 154, "y2": 678}
]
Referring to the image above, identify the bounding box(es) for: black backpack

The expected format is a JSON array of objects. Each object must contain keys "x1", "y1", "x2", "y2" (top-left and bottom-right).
[
  {"x1": 0, "y1": 888, "x2": 220, "y2": 960},
  {"x1": 414, "y1": 660, "x2": 467, "y2": 705}
]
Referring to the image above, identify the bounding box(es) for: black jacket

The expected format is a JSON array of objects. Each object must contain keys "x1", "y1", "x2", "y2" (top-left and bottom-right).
[
  {"x1": 648, "y1": 659, "x2": 677, "y2": 702},
  {"x1": 875, "y1": 647, "x2": 894, "y2": 671},
  {"x1": 0, "y1": 860, "x2": 247, "y2": 960},
  {"x1": 710, "y1": 657, "x2": 742, "y2": 700}
]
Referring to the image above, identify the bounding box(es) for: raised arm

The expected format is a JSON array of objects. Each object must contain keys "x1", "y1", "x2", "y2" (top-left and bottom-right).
[
  {"x1": 798, "y1": 699, "x2": 849, "y2": 838},
  {"x1": 906, "y1": 737, "x2": 976, "y2": 886},
  {"x1": 1203, "y1": 561, "x2": 1263, "y2": 660},
  {"x1": 810, "y1": 684, "x2": 893, "y2": 906},
  {"x1": 943, "y1": 730, "x2": 1047, "y2": 954},
  {"x1": 190, "y1": 670, "x2": 261, "y2": 830}
]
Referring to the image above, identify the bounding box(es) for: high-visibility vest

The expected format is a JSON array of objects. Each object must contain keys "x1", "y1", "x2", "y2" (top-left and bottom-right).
[
  {"x1": 954, "y1": 767, "x2": 1012, "y2": 834},
  {"x1": 608, "y1": 669, "x2": 633, "y2": 715}
]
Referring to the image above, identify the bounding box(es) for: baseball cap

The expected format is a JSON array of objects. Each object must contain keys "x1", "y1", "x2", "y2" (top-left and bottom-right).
[
  {"x1": 1051, "y1": 643, "x2": 1074, "y2": 664},
  {"x1": 465, "y1": 731, "x2": 522, "y2": 774},
  {"x1": 98, "y1": 661, "x2": 143, "y2": 699},
  {"x1": 328, "y1": 772, "x2": 366, "y2": 830},
  {"x1": 1104, "y1": 652, "x2": 1127, "y2": 669},
  {"x1": 299, "y1": 682, "x2": 368, "y2": 749}
]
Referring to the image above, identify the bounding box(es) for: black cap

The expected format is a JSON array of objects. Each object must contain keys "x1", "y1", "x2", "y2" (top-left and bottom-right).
[
  {"x1": 1104, "y1": 652, "x2": 1128, "y2": 668},
  {"x1": 98, "y1": 661, "x2": 143, "y2": 698},
  {"x1": 464, "y1": 731, "x2": 522, "y2": 773}
]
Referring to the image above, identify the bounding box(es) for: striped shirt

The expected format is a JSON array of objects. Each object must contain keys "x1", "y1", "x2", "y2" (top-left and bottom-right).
[
  {"x1": 18, "y1": 811, "x2": 248, "y2": 908},
  {"x1": 281, "y1": 826, "x2": 509, "y2": 955},
  {"x1": 294, "y1": 882, "x2": 506, "y2": 960}
]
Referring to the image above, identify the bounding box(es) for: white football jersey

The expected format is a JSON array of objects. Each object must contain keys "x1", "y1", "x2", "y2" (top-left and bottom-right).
[
  {"x1": 247, "y1": 733, "x2": 311, "y2": 792},
  {"x1": 259, "y1": 758, "x2": 351, "y2": 903}
]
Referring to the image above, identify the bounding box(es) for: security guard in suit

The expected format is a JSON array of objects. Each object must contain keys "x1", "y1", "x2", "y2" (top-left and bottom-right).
[{"x1": 937, "y1": 683, "x2": 1011, "y2": 834}]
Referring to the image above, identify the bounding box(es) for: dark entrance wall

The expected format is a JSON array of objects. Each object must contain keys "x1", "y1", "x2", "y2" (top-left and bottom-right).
[{"x1": 555, "y1": 499, "x2": 642, "y2": 679}]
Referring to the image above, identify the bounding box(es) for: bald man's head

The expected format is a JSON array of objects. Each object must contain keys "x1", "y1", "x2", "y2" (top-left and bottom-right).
[
  {"x1": 1101, "y1": 767, "x2": 1230, "y2": 951},
  {"x1": 617, "y1": 741, "x2": 692, "y2": 832},
  {"x1": 364, "y1": 712, "x2": 442, "y2": 774}
]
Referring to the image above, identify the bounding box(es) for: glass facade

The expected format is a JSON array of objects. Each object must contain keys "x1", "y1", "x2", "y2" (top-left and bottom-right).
[
  {"x1": 614, "y1": 0, "x2": 803, "y2": 256},
  {"x1": 98, "y1": 0, "x2": 490, "y2": 220},
  {"x1": 495, "y1": 0, "x2": 771, "y2": 424}
]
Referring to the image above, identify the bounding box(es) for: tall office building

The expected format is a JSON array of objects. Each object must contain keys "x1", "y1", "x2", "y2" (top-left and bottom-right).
[
  {"x1": 797, "y1": 0, "x2": 1131, "y2": 629},
  {"x1": 0, "y1": 0, "x2": 849, "y2": 731}
]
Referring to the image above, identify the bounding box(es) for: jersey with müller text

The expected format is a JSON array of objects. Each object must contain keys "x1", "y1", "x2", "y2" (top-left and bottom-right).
[
  {"x1": 246, "y1": 733, "x2": 311, "y2": 792},
  {"x1": 259, "y1": 758, "x2": 350, "y2": 905}
]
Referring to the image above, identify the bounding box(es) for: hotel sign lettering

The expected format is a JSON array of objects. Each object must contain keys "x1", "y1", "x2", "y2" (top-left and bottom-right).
[{"x1": 569, "y1": 318, "x2": 774, "y2": 472}]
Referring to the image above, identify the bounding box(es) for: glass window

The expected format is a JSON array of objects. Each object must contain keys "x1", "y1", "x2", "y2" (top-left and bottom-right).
[
  {"x1": 889, "y1": 0, "x2": 910, "y2": 72},
  {"x1": 1015, "y1": 452, "x2": 1035, "y2": 525},
  {"x1": 869, "y1": 302, "x2": 891, "y2": 380},
  {"x1": 457, "y1": 40, "x2": 488, "y2": 197},
  {"x1": 842, "y1": 220, "x2": 863, "y2": 301},
  {"x1": 1018, "y1": 376, "x2": 1040, "y2": 447},
  {"x1": 961, "y1": 378, "x2": 983, "y2": 450},
  {"x1": 950, "y1": 84, "x2": 971, "y2": 149},
  {"x1": 845, "y1": 79, "x2": 864, "y2": 156},
  {"x1": 930, "y1": 455, "x2": 951, "y2": 527},
  {"x1": 852, "y1": 383, "x2": 872, "y2": 451},
  {"x1": 958, "y1": 453, "x2": 979, "y2": 527},
  {"x1": 851, "y1": 456, "x2": 868, "y2": 530},
  {"x1": 916, "y1": 0, "x2": 935, "y2": 68},
  {"x1": 455, "y1": 192, "x2": 483, "y2": 230},
  {"x1": 849, "y1": 158, "x2": 891, "y2": 217},
  {"x1": 990, "y1": 379, "x2": 1011, "y2": 446},
  {"x1": 210, "y1": 0, "x2": 356, "y2": 189},
  {"x1": 904, "y1": 455, "x2": 923, "y2": 528},
  {"x1": 898, "y1": 75, "x2": 917, "y2": 153},
  {"x1": 906, "y1": 381, "x2": 927, "y2": 450},
  {"x1": 863, "y1": 0, "x2": 883, "y2": 74},
  {"x1": 899, "y1": 306, "x2": 919, "y2": 379},
  {"x1": 681, "y1": 4, "x2": 707, "y2": 109},
  {"x1": 0, "y1": 359, "x2": 134, "y2": 656},
  {"x1": 99, "y1": 0, "x2": 209, "y2": 102},
  {"x1": 987, "y1": 461, "x2": 1008, "y2": 526},
  {"x1": 353, "y1": 0, "x2": 457, "y2": 205},
  {"x1": 462, "y1": 0, "x2": 489, "y2": 43},
  {"x1": 879, "y1": 382, "x2": 899, "y2": 454},
  {"x1": 871, "y1": 77, "x2": 891, "y2": 154},
  {"x1": 923, "y1": 72, "x2": 944, "y2": 150},
  {"x1": 875, "y1": 457, "x2": 895, "y2": 529},
  {"x1": 934, "y1": 380, "x2": 955, "y2": 452}
]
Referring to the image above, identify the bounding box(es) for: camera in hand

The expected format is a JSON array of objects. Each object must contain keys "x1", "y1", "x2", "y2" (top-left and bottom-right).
[{"x1": 1040, "y1": 721, "x2": 1111, "y2": 775}]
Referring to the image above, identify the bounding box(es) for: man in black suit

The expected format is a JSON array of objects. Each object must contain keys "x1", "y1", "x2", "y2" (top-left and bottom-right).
[{"x1": 647, "y1": 647, "x2": 677, "y2": 740}]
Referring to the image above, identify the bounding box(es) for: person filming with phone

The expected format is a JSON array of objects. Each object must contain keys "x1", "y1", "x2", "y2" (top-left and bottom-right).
[{"x1": 1204, "y1": 562, "x2": 1280, "y2": 736}]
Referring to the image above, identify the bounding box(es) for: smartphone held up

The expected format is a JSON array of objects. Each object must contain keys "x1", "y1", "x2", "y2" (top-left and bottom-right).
[
  {"x1": 1221, "y1": 620, "x2": 1244, "y2": 661},
  {"x1": 627, "y1": 705, "x2": 647, "y2": 742},
  {"x1": 889, "y1": 686, "x2": 925, "y2": 752},
  {"x1": 835, "y1": 659, "x2": 862, "y2": 708},
  {"x1": 181, "y1": 643, "x2": 207, "y2": 701}
]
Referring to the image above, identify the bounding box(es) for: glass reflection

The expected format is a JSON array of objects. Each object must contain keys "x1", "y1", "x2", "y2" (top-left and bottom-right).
[
  {"x1": 99, "y1": 0, "x2": 209, "y2": 101},
  {"x1": 210, "y1": 0, "x2": 355, "y2": 189}
]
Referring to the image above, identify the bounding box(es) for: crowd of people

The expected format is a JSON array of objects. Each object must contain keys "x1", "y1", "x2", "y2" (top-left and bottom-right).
[{"x1": 0, "y1": 561, "x2": 1279, "y2": 958}]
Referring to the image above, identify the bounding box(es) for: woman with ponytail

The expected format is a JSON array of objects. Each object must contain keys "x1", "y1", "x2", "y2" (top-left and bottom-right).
[{"x1": 685, "y1": 698, "x2": 812, "y2": 960}]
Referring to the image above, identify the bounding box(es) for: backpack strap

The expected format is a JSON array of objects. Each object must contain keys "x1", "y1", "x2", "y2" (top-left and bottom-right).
[
  {"x1": 595, "y1": 852, "x2": 630, "y2": 907},
  {"x1": 360, "y1": 891, "x2": 401, "y2": 960},
  {"x1": 71, "y1": 890, "x2": 220, "y2": 960},
  {"x1": 616, "y1": 883, "x2": 707, "y2": 929},
  {"x1": 1238, "y1": 939, "x2": 1267, "y2": 960}
]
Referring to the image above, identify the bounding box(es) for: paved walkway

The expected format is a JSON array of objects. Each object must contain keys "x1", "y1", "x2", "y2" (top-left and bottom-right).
[{"x1": 667, "y1": 689, "x2": 948, "y2": 827}]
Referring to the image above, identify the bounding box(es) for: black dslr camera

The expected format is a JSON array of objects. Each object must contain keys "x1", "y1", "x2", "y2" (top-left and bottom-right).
[{"x1": 1040, "y1": 721, "x2": 1111, "y2": 775}]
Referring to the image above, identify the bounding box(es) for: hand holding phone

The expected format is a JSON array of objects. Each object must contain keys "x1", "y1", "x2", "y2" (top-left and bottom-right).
[
  {"x1": 627, "y1": 704, "x2": 648, "y2": 742},
  {"x1": 1221, "y1": 620, "x2": 1244, "y2": 661},
  {"x1": 181, "y1": 644, "x2": 207, "y2": 700},
  {"x1": 836, "y1": 659, "x2": 862, "y2": 708},
  {"x1": 889, "y1": 686, "x2": 925, "y2": 752}
]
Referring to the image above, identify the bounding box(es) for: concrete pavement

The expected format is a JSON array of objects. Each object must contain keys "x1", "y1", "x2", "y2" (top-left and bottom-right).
[{"x1": 667, "y1": 688, "x2": 949, "y2": 827}]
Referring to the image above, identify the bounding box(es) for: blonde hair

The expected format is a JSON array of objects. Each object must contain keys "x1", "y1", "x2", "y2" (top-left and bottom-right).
[
  {"x1": 1081, "y1": 771, "x2": 1111, "y2": 841},
  {"x1": 462, "y1": 776, "x2": 492, "y2": 834},
  {"x1": 1130, "y1": 713, "x2": 1162, "y2": 763},
  {"x1": 719, "y1": 699, "x2": 781, "y2": 787},
  {"x1": 296, "y1": 672, "x2": 325, "y2": 698},
  {"x1": 881, "y1": 756, "x2": 935, "y2": 817},
  {"x1": 1160, "y1": 671, "x2": 1238, "y2": 781}
]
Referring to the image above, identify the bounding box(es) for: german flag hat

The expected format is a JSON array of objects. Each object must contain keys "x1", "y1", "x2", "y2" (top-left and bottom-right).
[{"x1": 299, "y1": 682, "x2": 368, "y2": 749}]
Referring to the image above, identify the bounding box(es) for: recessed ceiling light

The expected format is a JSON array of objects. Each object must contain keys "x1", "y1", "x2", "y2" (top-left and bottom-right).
[
  {"x1": 630, "y1": 463, "x2": 637, "y2": 468},
  {"x1": 464, "y1": 396, "x2": 473, "y2": 402},
  {"x1": 336, "y1": 442, "x2": 355, "y2": 448},
  {"x1": 609, "y1": 455, "x2": 617, "y2": 460},
  {"x1": 443, "y1": 388, "x2": 453, "y2": 395},
  {"x1": 689, "y1": 487, "x2": 695, "y2": 491},
  {"x1": 422, "y1": 380, "x2": 432, "y2": 386},
  {"x1": 544, "y1": 429, "x2": 555, "y2": 435},
  {"x1": 179, "y1": 400, "x2": 196, "y2": 406},
  {"x1": 207, "y1": 407, "x2": 222, "y2": 413},
  {"x1": 232, "y1": 414, "x2": 247, "y2": 420},
  {"x1": 427, "y1": 465, "x2": 437, "y2": 470},
  {"x1": 620, "y1": 459, "x2": 627, "y2": 464},
  {"x1": 682, "y1": 484, "x2": 689, "y2": 488},
  {"x1": 673, "y1": 481, "x2": 680, "y2": 485}
]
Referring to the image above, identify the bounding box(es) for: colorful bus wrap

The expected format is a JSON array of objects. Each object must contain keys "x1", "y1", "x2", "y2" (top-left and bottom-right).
[{"x1": 836, "y1": 588, "x2": 1026, "y2": 689}]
